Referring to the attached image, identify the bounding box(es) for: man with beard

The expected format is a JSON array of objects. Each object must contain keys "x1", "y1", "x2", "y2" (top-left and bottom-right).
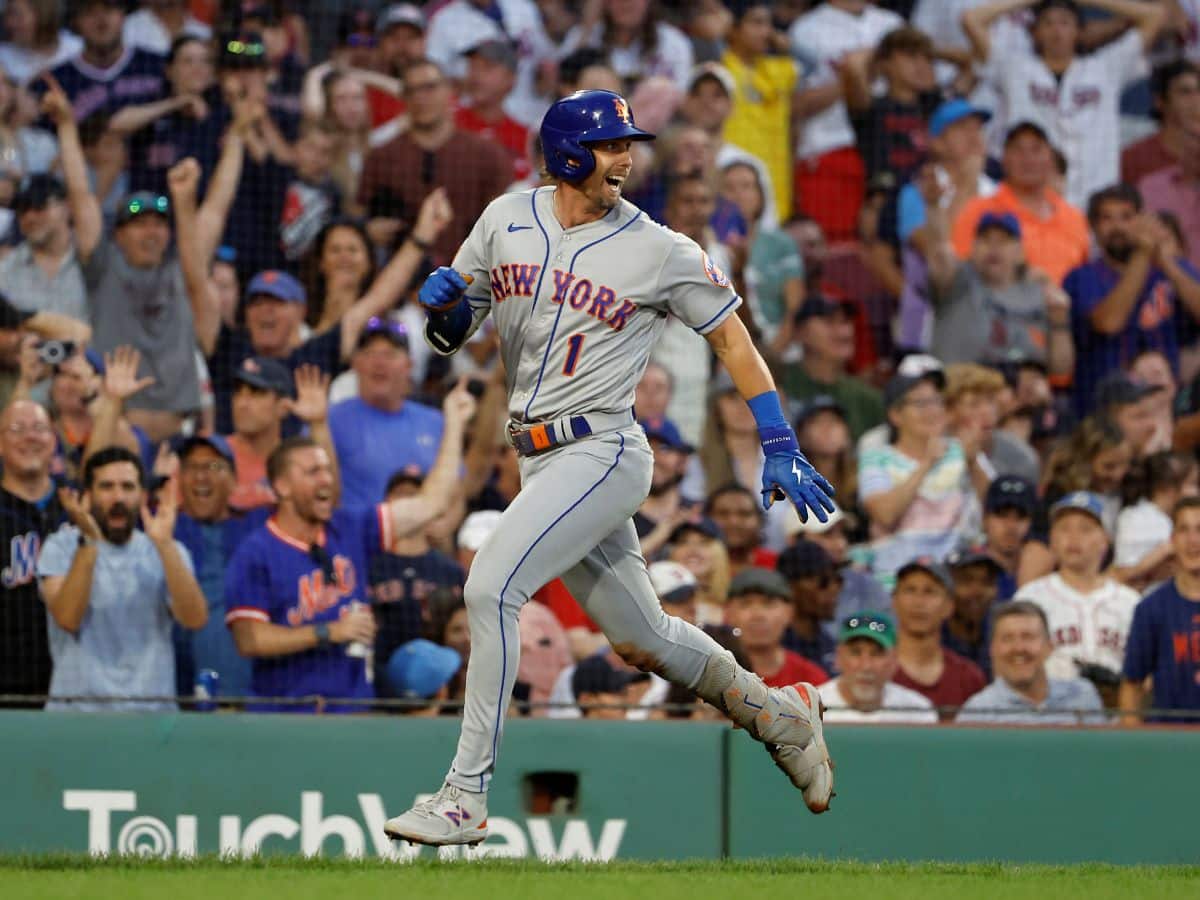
[
  {"x1": 942, "y1": 547, "x2": 1005, "y2": 675},
  {"x1": 635, "y1": 416, "x2": 699, "y2": 558},
  {"x1": 223, "y1": 382, "x2": 476, "y2": 712},
  {"x1": 817, "y1": 611, "x2": 937, "y2": 724},
  {"x1": 37, "y1": 446, "x2": 206, "y2": 711},
  {"x1": 1065, "y1": 183, "x2": 1200, "y2": 419},
  {"x1": 170, "y1": 433, "x2": 266, "y2": 701},
  {"x1": 0, "y1": 401, "x2": 66, "y2": 706},
  {"x1": 958, "y1": 601, "x2": 1105, "y2": 725},
  {"x1": 706, "y1": 483, "x2": 777, "y2": 576}
]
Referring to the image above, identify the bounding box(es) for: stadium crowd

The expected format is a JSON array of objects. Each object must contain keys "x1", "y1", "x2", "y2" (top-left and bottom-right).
[{"x1": 1, "y1": 0, "x2": 1200, "y2": 726}]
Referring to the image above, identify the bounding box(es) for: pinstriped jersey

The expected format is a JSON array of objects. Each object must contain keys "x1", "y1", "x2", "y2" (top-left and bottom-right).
[
  {"x1": 1017, "y1": 573, "x2": 1141, "y2": 680},
  {"x1": 438, "y1": 186, "x2": 741, "y2": 423}
]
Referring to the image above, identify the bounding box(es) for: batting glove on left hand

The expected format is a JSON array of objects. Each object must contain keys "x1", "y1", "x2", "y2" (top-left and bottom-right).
[
  {"x1": 418, "y1": 266, "x2": 469, "y2": 312},
  {"x1": 762, "y1": 448, "x2": 836, "y2": 524}
]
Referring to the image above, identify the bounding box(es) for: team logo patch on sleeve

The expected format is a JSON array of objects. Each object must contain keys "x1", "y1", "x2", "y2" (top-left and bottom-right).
[{"x1": 702, "y1": 251, "x2": 730, "y2": 288}]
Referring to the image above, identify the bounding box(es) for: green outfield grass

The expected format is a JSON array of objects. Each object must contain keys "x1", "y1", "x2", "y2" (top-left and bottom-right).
[{"x1": 3, "y1": 857, "x2": 1199, "y2": 900}]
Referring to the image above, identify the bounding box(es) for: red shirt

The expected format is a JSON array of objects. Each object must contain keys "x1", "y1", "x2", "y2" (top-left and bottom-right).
[
  {"x1": 367, "y1": 87, "x2": 405, "y2": 129},
  {"x1": 892, "y1": 648, "x2": 986, "y2": 717},
  {"x1": 454, "y1": 105, "x2": 531, "y2": 182},
  {"x1": 1121, "y1": 132, "x2": 1175, "y2": 187},
  {"x1": 764, "y1": 649, "x2": 828, "y2": 688},
  {"x1": 536, "y1": 579, "x2": 599, "y2": 632}
]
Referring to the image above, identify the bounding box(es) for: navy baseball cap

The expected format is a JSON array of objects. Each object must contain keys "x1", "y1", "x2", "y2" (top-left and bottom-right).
[
  {"x1": 794, "y1": 394, "x2": 848, "y2": 429},
  {"x1": 13, "y1": 174, "x2": 66, "y2": 212},
  {"x1": 777, "y1": 539, "x2": 837, "y2": 581},
  {"x1": 234, "y1": 356, "x2": 294, "y2": 396},
  {"x1": 640, "y1": 416, "x2": 693, "y2": 453},
  {"x1": 944, "y1": 546, "x2": 1004, "y2": 577},
  {"x1": 728, "y1": 566, "x2": 792, "y2": 601},
  {"x1": 385, "y1": 639, "x2": 461, "y2": 699},
  {"x1": 1094, "y1": 371, "x2": 1163, "y2": 410},
  {"x1": 174, "y1": 433, "x2": 237, "y2": 471},
  {"x1": 357, "y1": 316, "x2": 410, "y2": 351},
  {"x1": 929, "y1": 98, "x2": 991, "y2": 138},
  {"x1": 667, "y1": 517, "x2": 723, "y2": 545},
  {"x1": 572, "y1": 654, "x2": 643, "y2": 697},
  {"x1": 884, "y1": 372, "x2": 943, "y2": 409},
  {"x1": 985, "y1": 475, "x2": 1037, "y2": 516},
  {"x1": 1050, "y1": 491, "x2": 1108, "y2": 532},
  {"x1": 796, "y1": 295, "x2": 856, "y2": 322},
  {"x1": 116, "y1": 191, "x2": 170, "y2": 226},
  {"x1": 246, "y1": 270, "x2": 306, "y2": 305},
  {"x1": 895, "y1": 557, "x2": 954, "y2": 593},
  {"x1": 976, "y1": 211, "x2": 1022, "y2": 239}
]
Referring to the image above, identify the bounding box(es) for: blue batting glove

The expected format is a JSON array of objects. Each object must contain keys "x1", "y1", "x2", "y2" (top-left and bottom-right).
[
  {"x1": 760, "y1": 443, "x2": 836, "y2": 524},
  {"x1": 419, "y1": 266, "x2": 469, "y2": 312}
]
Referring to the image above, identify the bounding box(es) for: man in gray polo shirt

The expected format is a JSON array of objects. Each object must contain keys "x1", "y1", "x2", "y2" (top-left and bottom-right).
[
  {"x1": 957, "y1": 600, "x2": 1107, "y2": 726},
  {"x1": 0, "y1": 175, "x2": 88, "y2": 324}
]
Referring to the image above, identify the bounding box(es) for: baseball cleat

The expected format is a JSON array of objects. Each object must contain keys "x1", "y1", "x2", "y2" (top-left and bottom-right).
[
  {"x1": 764, "y1": 683, "x2": 834, "y2": 814},
  {"x1": 383, "y1": 783, "x2": 489, "y2": 847}
]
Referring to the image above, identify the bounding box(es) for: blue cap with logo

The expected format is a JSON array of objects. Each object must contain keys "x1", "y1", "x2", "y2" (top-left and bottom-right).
[
  {"x1": 1050, "y1": 491, "x2": 1107, "y2": 532},
  {"x1": 640, "y1": 416, "x2": 693, "y2": 453},
  {"x1": 234, "y1": 355, "x2": 294, "y2": 397},
  {"x1": 929, "y1": 97, "x2": 992, "y2": 138},
  {"x1": 385, "y1": 639, "x2": 462, "y2": 699},
  {"x1": 246, "y1": 269, "x2": 306, "y2": 305},
  {"x1": 976, "y1": 211, "x2": 1022, "y2": 239}
]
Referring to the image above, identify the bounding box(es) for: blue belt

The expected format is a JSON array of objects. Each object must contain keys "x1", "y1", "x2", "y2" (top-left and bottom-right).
[{"x1": 506, "y1": 409, "x2": 635, "y2": 457}]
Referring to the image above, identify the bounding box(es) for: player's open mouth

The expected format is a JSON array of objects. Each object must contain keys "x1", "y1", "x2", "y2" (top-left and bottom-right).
[{"x1": 604, "y1": 175, "x2": 625, "y2": 188}]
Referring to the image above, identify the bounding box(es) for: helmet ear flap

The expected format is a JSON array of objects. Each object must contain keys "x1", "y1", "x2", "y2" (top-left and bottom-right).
[{"x1": 543, "y1": 126, "x2": 597, "y2": 181}]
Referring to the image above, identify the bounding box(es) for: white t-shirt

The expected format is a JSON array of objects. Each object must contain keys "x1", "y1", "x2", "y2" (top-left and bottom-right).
[
  {"x1": 818, "y1": 677, "x2": 938, "y2": 724},
  {"x1": 0, "y1": 31, "x2": 82, "y2": 85},
  {"x1": 425, "y1": 0, "x2": 556, "y2": 128},
  {"x1": 561, "y1": 21, "x2": 694, "y2": 93},
  {"x1": 981, "y1": 30, "x2": 1149, "y2": 208},
  {"x1": 1017, "y1": 573, "x2": 1141, "y2": 681},
  {"x1": 122, "y1": 10, "x2": 211, "y2": 56},
  {"x1": 788, "y1": 2, "x2": 904, "y2": 160},
  {"x1": 1113, "y1": 499, "x2": 1172, "y2": 569}
]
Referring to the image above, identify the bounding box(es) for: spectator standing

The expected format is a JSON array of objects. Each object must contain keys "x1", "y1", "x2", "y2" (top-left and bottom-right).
[
  {"x1": 170, "y1": 433, "x2": 263, "y2": 702},
  {"x1": 1122, "y1": 61, "x2": 1200, "y2": 186},
  {"x1": 818, "y1": 612, "x2": 938, "y2": 724},
  {"x1": 963, "y1": 0, "x2": 1165, "y2": 208},
  {"x1": 723, "y1": 567, "x2": 828, "y2": 688},
  {"x1": 0, "y1": 400, "x2": 64, "y2": 706},
  {"x1": 859, "y1": 370, "x2": 974, "y2": 585},
  {"x1": 455, "y1": 40, "x2": 531, "y2": 184},
  {"x1": 1066, "y1": 185, "x2": 1200, "y2": 419},
  {"x1": 369, "y1": 468, "x2": 466, "y2": 698},
  {"x1": 426, "y1": 0, "x2": 555, "y2": 127},
  {"x1": 780, "y1": 297, "x2": 885, "y2": 441},
  {"x1": 720, "y1": 1, "x2": 798, "y2": 221},
  {"x1": 789, "y1": 0, "x2": 905, "y2": 240},
  {"x1": 951, "y1": 122, "x2": 1089, "y2": 285},
  {"x1": 358, "y1": 60, "x2": 511, "y2": 267},
  {"x1": 37, "y1": 447, "x2": 206, "y2": 711},
  {"x1": 958, "y1": 601, "x2": 1105, "y2": 724},
  {"x1": 942, "y1": 546, "x2": 1004, "y2": 674},
  {"x1": 982, "y1": 475, "x2": 1037, "y2": 600},
  {"x1": 278, "y1": 120, "x2": 340, "y2": 263},
  {"x1": 328, "y1": 319, "x2": 444, "y2": 510},
  {"x1": 0, "y1": 175, "x2": 88, "y2": 324},
  {"x1": 1018, "y1": 492, "x2": 1140, "y2": 700},
  {"x1": 0, "y1": 0, "x2": 82, "y2": 86},
  {"x1": 42, "y1": 0, "x2": 165, "y2": 122},
  {"x1": 224, "y1": 385, "x2": 476, "y2": 711},
  {"x1": 776, "y1": 541, "x2": 840, "y2": 675},
  {"x1": 560, "y1": 0, "x2": 694, "y2": 94},
  {"x1": 889, "y1": 559, "x2": 987, "y2": 718},
  {"x1": 1120, "y1": 496, "x2": 1200, "y2": 723}
]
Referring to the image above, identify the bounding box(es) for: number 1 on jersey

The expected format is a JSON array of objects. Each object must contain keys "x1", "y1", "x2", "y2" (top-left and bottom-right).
[{"x1": 562, "y1": 333, "x2": 586, "y2": 376}]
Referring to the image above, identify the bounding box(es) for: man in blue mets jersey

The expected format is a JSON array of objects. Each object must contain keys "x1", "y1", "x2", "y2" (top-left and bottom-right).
[
  {"x1": 384, "y1": 89, "x2": 838, "y2": 847},
  {"x1": 224, "y1": 382, "x2": 476, "y2": 711}
]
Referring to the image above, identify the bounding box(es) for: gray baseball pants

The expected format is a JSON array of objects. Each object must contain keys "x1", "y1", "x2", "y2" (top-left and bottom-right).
[{"x1": 445, "y1": 426, "x2": 726, "y2": 793}]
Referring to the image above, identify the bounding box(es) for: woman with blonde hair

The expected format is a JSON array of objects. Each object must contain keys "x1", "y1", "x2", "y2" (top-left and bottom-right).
[{"x1": 666, "y1": 520, "x2": 731, "y2": 627}]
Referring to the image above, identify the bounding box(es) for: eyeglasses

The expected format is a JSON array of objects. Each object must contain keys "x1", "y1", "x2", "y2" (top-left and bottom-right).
[
  {"x1": 309, "y1": 543, "x2": 336, "y2": 580},
  {"x1": 225, "y1": 40, "x2": 266, "y2": 58},
  {"x1": 124, "y1": 195, "x2": 169, "y2": 217},
  {"x1": 4, "y1": 422, "x2": 52, "y2": 436}
]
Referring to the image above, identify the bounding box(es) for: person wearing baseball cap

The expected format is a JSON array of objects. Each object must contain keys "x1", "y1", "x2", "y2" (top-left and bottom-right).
[
  {"x1": 456, "y1": 509, "x2": 503, "y2": 572},
  {"x1": 648, "y1": 560, "x2": 699, "y2": 625},
  {"x1": 637, "y1": 415, "x2": 700, "y2": 558},
  {"x1": 1014, "y1": 491, "x2": 1140, "y2": 703},
  {"x1": 942, "y1": 544, "x2": 1005, "y2": 674},
  {"x1": 571, "y1": 654, "x2": 649, "y2": 720},
  {"x1": 776, "y1": 541, "x2": 840, "y2": 675},
  {"x1": 816, "y1": 611, "x2": 937, "y2": 724},
  {"x1": 456, "y1": 39, "x2": 530, "y2": 182},
  {"x1": 724, "y1": 566, "x2": 828, "y2": 688},
  {"x1": 889, "y1": 557, "x2": 987, "y2": 718},
  {"x1": 385, "y1": 639, "x2": 463, "y2": 709},
  {"x1": 172, "y1": 431, "x2": 260, "y2": 700},
  {"x1": 1093, "y1": 370, "x2": 1163, "y2": 459},
  {"x1": 982, "y1": 475, "x2": 1037, "y2": 599},
  {"x1": 781, "y1": 294, "x2": 884, "y2": 441}
]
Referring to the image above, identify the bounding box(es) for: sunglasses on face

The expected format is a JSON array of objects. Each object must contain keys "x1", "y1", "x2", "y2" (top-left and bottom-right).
[{"x1": 364, "y1": 316, "x2": 408, "y2": 339}]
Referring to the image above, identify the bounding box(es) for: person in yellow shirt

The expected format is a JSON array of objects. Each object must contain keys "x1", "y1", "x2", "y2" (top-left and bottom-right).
[{"x1": 721, "y1": 1, "x2": 799, "y2": 220}]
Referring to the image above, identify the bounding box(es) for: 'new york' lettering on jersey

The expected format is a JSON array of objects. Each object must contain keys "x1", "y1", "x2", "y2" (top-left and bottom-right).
[{"x1": 442, "y1": 186, "x2": 741, "y2": 422}]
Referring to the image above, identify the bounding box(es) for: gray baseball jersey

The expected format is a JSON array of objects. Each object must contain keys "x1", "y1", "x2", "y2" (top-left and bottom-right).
[
  {"x1": 440, "y1": 185, "x2": 741, "y2": 421},
  {"x1": 429, "y1": 185, "x2": 748, "y2": 794}
]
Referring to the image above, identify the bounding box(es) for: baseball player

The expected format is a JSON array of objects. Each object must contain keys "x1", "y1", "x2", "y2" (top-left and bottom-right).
[
  {"x1": 384, "y1": 89, "x2": 836, "y2": 848},
  {"x1": 1016, "y1": 492, "x2": 1140, "y2": 684}
]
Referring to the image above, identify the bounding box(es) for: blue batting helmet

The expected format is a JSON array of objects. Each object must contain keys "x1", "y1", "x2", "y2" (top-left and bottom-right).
[{"x1": 540, "y1": 89, "x2": 655, "y2": 181}]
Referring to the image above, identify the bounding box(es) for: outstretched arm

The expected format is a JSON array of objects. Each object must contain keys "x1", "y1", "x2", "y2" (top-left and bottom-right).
[
  {"x1": 704, "y1": 314, "x2": 835, "y2": 522},
  {"x1": 168, "y1": 158, "x2": 221, "y2": 357},
  {"x1": 962, "y1": 0, "x2": 1034, "y2": 62},
  {"x1": 42, "y1": 74, "x2": 102, "y2": 263}
]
